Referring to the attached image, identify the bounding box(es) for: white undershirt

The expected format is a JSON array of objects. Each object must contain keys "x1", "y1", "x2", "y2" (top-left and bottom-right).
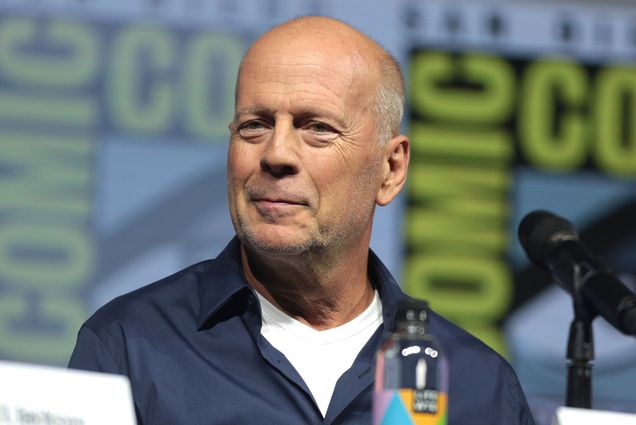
[{"x1": 256, "y1": 290, "x2": 383, "y2": 417}]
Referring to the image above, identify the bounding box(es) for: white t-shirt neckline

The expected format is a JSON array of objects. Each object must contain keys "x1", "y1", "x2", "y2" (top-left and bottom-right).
[{"x1": 256, "y1": 290, "x2": 383, "y2": 417}]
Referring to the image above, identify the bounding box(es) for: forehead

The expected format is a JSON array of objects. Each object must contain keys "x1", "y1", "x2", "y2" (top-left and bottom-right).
[{"x1": 236, "y1": 36, "x2": 377, "y2": 110}]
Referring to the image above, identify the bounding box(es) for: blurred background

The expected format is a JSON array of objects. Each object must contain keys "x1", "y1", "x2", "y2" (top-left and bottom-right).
[{"x1": 0, "y1": 0, "x2": 634, "y2": 423}]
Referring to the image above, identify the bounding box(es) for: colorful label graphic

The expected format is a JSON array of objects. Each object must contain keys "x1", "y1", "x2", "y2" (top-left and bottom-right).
[{"x1": 373, "y1": 389, "x2": 448, "y2": 425}]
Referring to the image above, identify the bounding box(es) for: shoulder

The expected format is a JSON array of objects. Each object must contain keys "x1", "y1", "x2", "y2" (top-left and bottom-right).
[
  {"x1": 69, "y1": 259, "x2": 218, "y2": 372},
  {"x1": 428, "y1": 311, "x2": 503, "y2": 362},
  {"x1": 428, "y1": 311, "x2": 534, "y2": 424},
  {"x1": 81, "y1": 259, "x2": 215, "y2": 336},
  {"x1": 71, "y1": 238, "x2": 247, "y2": 370},
  {"x1": 428, "y1": 309, "x2": 515, "y2": 381}
]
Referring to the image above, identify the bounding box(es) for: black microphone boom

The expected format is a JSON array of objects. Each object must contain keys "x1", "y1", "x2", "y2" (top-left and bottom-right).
[{"x1": 518, "y1": 210, "x2": 636, "y2": 336}]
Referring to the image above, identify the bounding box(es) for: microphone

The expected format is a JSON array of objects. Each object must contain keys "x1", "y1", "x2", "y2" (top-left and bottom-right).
[{"x1": 518, "y1": 210, "x2": 636, "y2": 336}]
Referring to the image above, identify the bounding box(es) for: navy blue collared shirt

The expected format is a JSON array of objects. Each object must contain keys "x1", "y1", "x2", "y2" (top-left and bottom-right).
[{"x1": 69, "y1": 237, "x2": 535, "y2": 425}]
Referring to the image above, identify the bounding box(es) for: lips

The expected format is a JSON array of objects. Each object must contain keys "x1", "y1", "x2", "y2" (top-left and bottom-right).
[
  {"x1": 253, "y1": 197, "x2": 305, "y2": 206},
  {"x1": 247, "y1": 187, "x2": 310, "y2": 218},
  {"x1": 251, "y1": 198, "x2": 306, "y2": 220},
  {"x1": 252, "y1": 196, "x2": 307, "y2": 209},
  {"x1": 247, "y1": 185, "x2": 309, "y2": 206}
]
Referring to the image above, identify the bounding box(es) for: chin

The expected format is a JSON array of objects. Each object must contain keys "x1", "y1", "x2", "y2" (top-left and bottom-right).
[{"x1": 240, "y1": 229, "x2": 318, "y2": 256}]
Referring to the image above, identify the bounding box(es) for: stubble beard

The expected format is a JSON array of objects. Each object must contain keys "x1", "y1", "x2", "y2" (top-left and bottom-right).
[
  {"x1": 229, "y1": 151, "x2": 382, "y2": 263},
  {"x1": 240, "y1": 224, "x2": 324, "y2": 256},
  {"x1": 233, "y1": 205, "x2": 369, "y2": 267}
]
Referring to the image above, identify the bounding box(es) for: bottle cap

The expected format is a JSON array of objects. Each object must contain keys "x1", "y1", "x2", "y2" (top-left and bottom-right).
[{"x1": 396, "y1": 299, "x2": 429, "y2": 323}]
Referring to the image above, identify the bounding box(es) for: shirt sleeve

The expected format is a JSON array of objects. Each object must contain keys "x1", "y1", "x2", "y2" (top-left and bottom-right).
[
  {"x1": 67, "y1": 325, "x2": 123, "y2": 375},
  {"x1": 506, "y1": 363, "x2": 536, "y2": 425},
  {"x1": 68, "y1": 326, "x2": 144, "y2": 424}
]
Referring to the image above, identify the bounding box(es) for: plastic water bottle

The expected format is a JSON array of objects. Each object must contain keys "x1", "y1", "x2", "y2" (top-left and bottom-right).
[{"x1": 373, "y1": 299, "x2": 449, "y2": 424}]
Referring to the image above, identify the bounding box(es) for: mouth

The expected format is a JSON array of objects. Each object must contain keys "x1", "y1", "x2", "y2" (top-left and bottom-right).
[
  {"x1": 254, "y1": 197, "x2": 306, "y2": 206},
  {"x1": 245, "y1": 184, "x2": 311, "y2": 218},
  {"x1": 248, "y1": 189, "x2": 309, "y2": 218},
  {"x1": 252, "y1": 197, "x2": 307, "y2": 211},
  {"x1": 247, "y1": 186, "x2": 309, "y2": 205},
  {"x1": 251, "y1": 198, "x2": 307, "y2": 220}
]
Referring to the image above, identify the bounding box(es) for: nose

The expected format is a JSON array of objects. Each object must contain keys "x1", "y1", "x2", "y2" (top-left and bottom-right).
[{"x1": 260, "y1": 120, "x2": 300, "y2": 177}]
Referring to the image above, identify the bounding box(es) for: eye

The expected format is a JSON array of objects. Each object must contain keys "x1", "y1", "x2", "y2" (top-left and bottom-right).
[
  {"x1": 241, "y1": 120, "x2": 265, "y2": 130},
  {"x1": 301, "y1": 121, "x2": 339, "y2": 147},
  {"x1": 307, "y1": 122, "x2": 336, "y2": 134},
  {"x1": 237, "y1": 120, "x2": 269, "y2": 139}
]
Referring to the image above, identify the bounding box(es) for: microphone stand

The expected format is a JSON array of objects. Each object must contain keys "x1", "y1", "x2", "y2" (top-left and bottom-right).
[{"x1": 565, "y1": 267, "x2": 594, "y2": 409}]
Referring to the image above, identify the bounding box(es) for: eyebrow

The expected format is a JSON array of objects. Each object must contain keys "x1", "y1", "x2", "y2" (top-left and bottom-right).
[
  {"x1": 234, "y1": 105, "x2": 347, "y2": 128},
  {"x1": 234, "y1": 106, "x2": 274, "y2": 119}
]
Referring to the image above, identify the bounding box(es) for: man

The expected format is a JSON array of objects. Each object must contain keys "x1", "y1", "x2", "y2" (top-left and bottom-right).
[{"x1": 69, "y1": 16, "x2": 535, "y2": 425}]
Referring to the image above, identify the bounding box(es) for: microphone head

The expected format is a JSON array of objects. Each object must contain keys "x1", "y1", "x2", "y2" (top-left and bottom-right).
[{"x1": 518, "y1": 210, "x2": 579, "y2": 269}]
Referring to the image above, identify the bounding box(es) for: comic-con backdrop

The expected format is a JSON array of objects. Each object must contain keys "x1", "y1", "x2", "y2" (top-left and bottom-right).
[{"x1": 1, "y1": 0, "x2": 635, "y2": 422}]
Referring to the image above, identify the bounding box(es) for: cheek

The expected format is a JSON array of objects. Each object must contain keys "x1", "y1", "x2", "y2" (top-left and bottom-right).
[
  {"x1": 227, "y1": 143, "x2": 254, "y2": 184},
  {"x1": 334, "y1": 158, "x2": 382, "y2": 208},
  {"x1": 304, "y1": 154, "x2": 343, "y2": 186},
  {"x1": 227, "y1": 148, "x2": 252, "y2": 211},
  {"x1": 310, "y1": 163, "x2": 362, "y2": 209}
]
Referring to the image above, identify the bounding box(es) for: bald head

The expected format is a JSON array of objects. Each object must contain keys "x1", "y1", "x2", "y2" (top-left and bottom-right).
[{"x1": 236, "y1": 16, "x2": 404, "y2": 145}]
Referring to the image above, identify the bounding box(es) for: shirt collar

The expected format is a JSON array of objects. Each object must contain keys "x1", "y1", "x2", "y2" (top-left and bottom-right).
[
  {"x1": 196, "y1": 237, "x2": 406, "y2": 333},
  {"x1": 196, "y1": 236, "x2": 252, "y2": 330},
  {"x1": 367, "y1": 248, "x2": 405, "y2": 336}
]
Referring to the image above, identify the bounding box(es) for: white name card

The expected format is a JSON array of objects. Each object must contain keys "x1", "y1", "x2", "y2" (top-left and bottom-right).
[
  {"x1": 0, "y1": 360, "x2": 136, "y2": 425},
  {"x1": 552, "y1": 406, "x2": 636, "y2": 425}
]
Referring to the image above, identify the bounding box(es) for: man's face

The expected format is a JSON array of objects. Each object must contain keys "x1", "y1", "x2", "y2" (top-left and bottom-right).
[{"x1": 227, "y1": 39, "x2": 385, "y2": 257}]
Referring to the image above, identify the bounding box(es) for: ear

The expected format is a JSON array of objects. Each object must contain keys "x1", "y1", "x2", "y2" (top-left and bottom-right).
[{"x1": 376, "y1": 134, "x2": 409, "y2": 206}]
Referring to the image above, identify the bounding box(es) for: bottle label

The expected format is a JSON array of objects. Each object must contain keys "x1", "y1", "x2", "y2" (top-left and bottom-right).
[{"x1": 373, "y1": 389, "x2": 447, "y2": 425}]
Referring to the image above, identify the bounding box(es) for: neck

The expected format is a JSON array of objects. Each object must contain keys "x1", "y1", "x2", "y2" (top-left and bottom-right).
[{"x1": 240, "y1": 243, "x2": 375, "y2": 330}]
